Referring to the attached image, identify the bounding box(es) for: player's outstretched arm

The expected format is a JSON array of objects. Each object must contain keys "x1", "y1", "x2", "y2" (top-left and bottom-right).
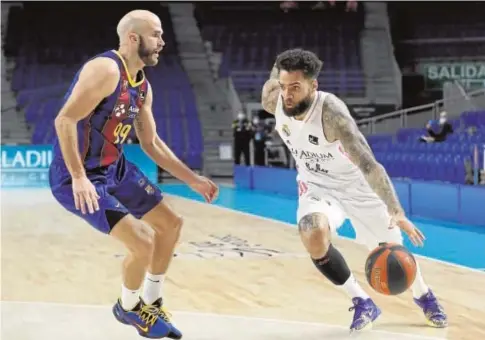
[
  {"x1": 54, "y1": 57, "x2": 119, "y2": 179},
  {"x1": 321, "y1": 94, "x2": 405, "y2": 218},
  {"x1": 134, "y1": 82, "x2": 197, "y2": 184},
  {"x1": 321, "y1": 95, "x2": 425, "y2": 246},
  {"x1": 134, "y1": 83, "x2": 218, "y2": 202},
  {"x1": 261, "y1": 63, "x2": 280, "y2": 114}
]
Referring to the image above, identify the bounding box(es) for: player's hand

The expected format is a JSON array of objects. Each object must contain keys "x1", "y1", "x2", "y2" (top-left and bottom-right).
[
  {"x1": 72, "y1": 176, "x2": 100, "y2": 214},
  {"x1": 189, "y1": 175, "x2": 219, "y2": 203},
  {"x1": 391, "y1": 215, "x2": 426, "y2": 247}
]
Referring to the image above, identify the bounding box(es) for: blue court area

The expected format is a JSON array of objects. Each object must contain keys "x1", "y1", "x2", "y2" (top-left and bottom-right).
[{"x1": 161, "y1": 183, "x2": 485, "y2": 271}]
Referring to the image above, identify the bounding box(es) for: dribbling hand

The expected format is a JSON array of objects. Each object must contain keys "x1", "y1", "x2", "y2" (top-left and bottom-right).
[
  {"x1": 391, "y1": 215, "x2": 426, "y2": 247},
  {"x1": 189, "y1": 175, "x2": 219, "y2": 203},
  {"x1": 72, "y1": 176, "x2": 100, "y2": 214}
]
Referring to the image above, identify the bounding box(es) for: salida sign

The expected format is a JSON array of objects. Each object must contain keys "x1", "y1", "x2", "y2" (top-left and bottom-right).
[{"x1": 421, "y1": 62, "x2": 485, "y2": 90}]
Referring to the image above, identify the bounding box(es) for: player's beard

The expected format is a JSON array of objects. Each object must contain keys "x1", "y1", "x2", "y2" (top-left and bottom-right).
[
  {"x1": 282, "y1": 92, "x2": 314, "y2": 118},
  {"x1": 137, "y1": 36, "x2": 159, "y2": 66}
]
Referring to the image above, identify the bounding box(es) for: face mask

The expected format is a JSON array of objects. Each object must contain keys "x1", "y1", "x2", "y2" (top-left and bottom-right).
[
  {"x1": 253, "y1": 119, "x2": 259, "y2": 125},
  {"x1": 237, "y1": 113, "x2": 245, "y2": 120},
  {"x1": 439, "y1": 117, "x2": 446, "y2": 124}
]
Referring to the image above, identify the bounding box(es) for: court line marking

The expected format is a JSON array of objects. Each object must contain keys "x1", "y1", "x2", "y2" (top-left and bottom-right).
[
  {"x1": 165, "y1": 191, "x2": 485, "y2": 275},
  {"x1": 0, "y1": 300, "x2": 446, "y2": 340}
]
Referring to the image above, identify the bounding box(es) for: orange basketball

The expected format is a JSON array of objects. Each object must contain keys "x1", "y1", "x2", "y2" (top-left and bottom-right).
[{"x1": 365, "y1": 242, "x2": 417, "y2": 296}]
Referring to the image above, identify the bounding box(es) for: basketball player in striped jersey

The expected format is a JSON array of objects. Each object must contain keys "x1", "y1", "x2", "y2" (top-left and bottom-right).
[
  {"x1": 49, "y1": 10, "x2": 218, "y2": 339},
  {"x1": 261, "y1": 49, "x2": 447, "y2": 332}
]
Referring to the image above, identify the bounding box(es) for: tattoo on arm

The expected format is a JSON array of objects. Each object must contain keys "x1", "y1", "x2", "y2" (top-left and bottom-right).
[
  {"x1": 298, "y1": 213, "x2": 326, "y2": 233},
  {"x1": 261, "y1": 64, "x2": 280, "y2": 114},
  {"x1": 322, "y1": 95, "x2": 404, "y2": 217}
]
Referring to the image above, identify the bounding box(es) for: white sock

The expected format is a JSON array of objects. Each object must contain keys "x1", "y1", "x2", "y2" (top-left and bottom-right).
[
  {"x1": 342, "y1": 273, "x2": 370, "y2": 299},
  {"x1": 121, "y1": 284, "x2": 140, "y2": 311},
  {"x1": 142, "y1": 272, "x2": 165, "y2": 305},
  {"x1": 411, "y1": 262, "x2": 429, "y2": 298}
]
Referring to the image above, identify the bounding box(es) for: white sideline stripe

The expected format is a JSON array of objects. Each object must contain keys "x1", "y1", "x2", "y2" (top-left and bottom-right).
[{"x1": 0, "y1": 300, "x2": 445, "y2": 340}]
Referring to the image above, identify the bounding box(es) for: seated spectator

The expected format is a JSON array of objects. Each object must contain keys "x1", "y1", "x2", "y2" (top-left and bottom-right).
[{"x1": 419, "y1": 111, "x2": 453, "y2": 143}]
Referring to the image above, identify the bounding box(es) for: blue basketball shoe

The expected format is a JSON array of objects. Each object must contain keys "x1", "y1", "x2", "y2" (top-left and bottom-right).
[
  {"x1": 413, "y1": 289, "x2": 448, "y2": 328},
  {"x1": 112, "y1": 299, "x2": 171, "y2": 338},
  {"x1": 151, "y1": 298, "x2": 183, "y2": 339},
  {"x1": 349, "y1": 297, "x2": 382, "y2": 332}
]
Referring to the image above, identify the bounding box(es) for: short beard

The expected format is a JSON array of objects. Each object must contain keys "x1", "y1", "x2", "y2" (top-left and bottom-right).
[
  {"x1": 282, "y1": 93, "x2": 314, "y2": 117},
  {"x1": 138, "y1": 36, "x2": 157, "y2": 66}
]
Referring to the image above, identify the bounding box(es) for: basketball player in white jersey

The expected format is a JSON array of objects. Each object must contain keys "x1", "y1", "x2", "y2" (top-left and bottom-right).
[{"x1": 261, "y1": 49, "x2": 448, "y2": 332}]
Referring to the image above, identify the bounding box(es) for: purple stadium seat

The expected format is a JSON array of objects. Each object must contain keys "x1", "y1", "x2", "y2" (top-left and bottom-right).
[{"x1": 7, "y1": 3, "x2": 203, "y2": 169}]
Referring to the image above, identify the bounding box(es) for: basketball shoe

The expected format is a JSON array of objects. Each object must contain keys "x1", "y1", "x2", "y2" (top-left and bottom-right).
[
  {"x1": 112, "y1": 298, "x2": 171, "y2": 338},
  {"x1": 413, "y1": 289, "x2": 448, "y2": 328},
  {"x1": 349, "y1": 297, "x2": 382, "y2": 332},
  {"x1": 151, "y1": 298, "x2": 183, "y2": 339}
]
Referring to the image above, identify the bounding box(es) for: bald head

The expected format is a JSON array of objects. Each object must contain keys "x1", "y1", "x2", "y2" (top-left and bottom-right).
[{"x1": 117, "y1": 10, "x2": 161, "y2": 43}]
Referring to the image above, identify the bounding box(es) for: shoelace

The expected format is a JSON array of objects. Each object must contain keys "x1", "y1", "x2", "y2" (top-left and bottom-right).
[
  {"x1": 157, "y1": 306, "x2": 173, "y2": 323},
  {"x1": 137, "y1": 305, "x2": 160, "y2": 327},
  {"x1": 348, "y1": 303, "x2": 371, "y2": 324}
]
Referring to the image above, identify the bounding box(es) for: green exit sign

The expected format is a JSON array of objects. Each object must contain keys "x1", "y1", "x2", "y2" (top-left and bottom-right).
[{"x1": 420, "y1": 62, "x2": 485, "y2": 90}]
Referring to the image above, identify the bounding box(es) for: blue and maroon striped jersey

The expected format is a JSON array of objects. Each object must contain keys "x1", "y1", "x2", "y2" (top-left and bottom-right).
[{"x1": 52, "y1": 50, "x2": 148, "y2": 171}]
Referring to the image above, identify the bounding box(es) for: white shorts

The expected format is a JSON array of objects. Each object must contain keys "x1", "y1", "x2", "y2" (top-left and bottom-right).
[{"x1": 296, "y1": 180, "x2": 403, "y2": 250}]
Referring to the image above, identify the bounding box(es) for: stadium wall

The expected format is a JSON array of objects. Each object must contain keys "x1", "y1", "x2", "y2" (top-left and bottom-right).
[
  {"x1": 234, "y1": 165, "x2": 485, "y2": 227},
  {"x1": 0, "y1": 144, "x2": 157, "y2": 188}
]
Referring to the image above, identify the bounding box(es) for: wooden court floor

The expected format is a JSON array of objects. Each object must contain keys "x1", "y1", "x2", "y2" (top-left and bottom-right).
[{"x1": 1, "y1": 189, "x2": 484, "y2": 340}]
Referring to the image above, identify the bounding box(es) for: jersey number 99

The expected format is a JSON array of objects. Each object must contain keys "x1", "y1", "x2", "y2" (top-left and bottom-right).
[{"x1": 114, "y1": 122, "x2": 132, "y2": 144}]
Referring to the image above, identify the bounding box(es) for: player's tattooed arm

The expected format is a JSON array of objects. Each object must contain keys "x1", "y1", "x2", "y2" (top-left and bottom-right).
[
  {"x1": 321, "y1": 94, "x2": 405, "y2": 218},
  {"x1": 261, "y1": 63, "x2": 280, "y2": 114},
  {"x1": 298, "y1": 213, "x2": 328, "y2": 232}
]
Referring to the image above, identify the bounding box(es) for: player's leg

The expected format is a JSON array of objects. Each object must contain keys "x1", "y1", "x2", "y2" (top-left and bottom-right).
[
  {"x1": 109, "y1": 216, "x2": 171, "y2": 338},
  {"x1": 296, "y1": 181, "x2": 381, "y2": 332},
  {"x1": 112, "y1": 161, "x2": 182, "y2": 339},
  {"x1": 110, "y1": 215, "x2": 154, "y2": 309},
  {"x1": 141, "y1": 201, "x2": 182, "y2": 302},
  {"x1": 342, "y1": 187, "x2": 448, "y2": 328},
  {"x1": 49, "y1": 179, "x2": 171, "y2": 338}
]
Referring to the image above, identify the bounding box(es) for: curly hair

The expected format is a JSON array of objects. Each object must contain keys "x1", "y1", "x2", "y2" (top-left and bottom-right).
[{"x1": 275, "y1": 49, "x2": 323, "y2": 79}]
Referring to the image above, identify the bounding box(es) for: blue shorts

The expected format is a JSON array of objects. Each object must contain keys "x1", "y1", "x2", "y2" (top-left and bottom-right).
[{"x1": 49, "y1": 154, "x2": 163, "y2": 234}]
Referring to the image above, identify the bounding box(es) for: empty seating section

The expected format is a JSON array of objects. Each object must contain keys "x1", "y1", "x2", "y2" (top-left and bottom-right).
[
  {"x1": 367, "y1": 110, "x2": 485, "y2": 184},
  {"x1": 5, "y1": 3, "x2": 203, "y2": 169},
  {"x1": 390, "y1": 3, "x2": 485, "y2": 60},
  {"x1": 196, "y1": 3, "x2": 365, "y2": 97}
]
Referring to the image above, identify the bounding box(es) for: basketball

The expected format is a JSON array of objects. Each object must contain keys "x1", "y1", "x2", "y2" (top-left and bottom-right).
[{"x1": 365, "y1": 242, "x2": 417, "y2": 296}]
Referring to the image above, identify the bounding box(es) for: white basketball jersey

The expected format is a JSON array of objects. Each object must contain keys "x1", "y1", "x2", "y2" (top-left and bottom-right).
[{"x1": 275, "y1": 90, "x2": 364, "y2": 190}]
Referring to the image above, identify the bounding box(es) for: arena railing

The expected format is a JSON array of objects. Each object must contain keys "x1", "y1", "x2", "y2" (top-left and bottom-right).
[{"x1": 356, "y1": 87, "x2": 485, "y2": 136}]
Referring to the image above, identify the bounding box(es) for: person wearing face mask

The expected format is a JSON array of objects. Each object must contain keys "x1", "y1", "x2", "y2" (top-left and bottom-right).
[
  {"x1": 420, "y1": 111, "x2": 454, "y2": 143},
  {"x1": 252, "y1": 116, "x2": 268, "y2": 166},
  {"x1": 232, "y1": 112, "x2": 252, "y2": 165}
]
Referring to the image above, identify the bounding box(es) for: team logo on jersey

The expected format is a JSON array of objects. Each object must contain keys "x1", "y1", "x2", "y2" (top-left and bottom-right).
[
  {"x1": 282, "y1": 124, "x2": 291, "y2": 137},
  {"x1": 139, "y1": 91, "x2": 145, "y2": 101},
  {"x1": 114, "y1": 103, "x2": 126, "y2": 117},
  {"x1": 122, "y1": 80, "x2": 128, "y2": 92},
  {"x1": 309, "y1": 135, "x2": 319, "y2": 145}
]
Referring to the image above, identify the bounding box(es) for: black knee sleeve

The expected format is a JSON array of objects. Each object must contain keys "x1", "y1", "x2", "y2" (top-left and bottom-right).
[{"x1": 311, "y1": 244, "x2": 351, "y2": 285}]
